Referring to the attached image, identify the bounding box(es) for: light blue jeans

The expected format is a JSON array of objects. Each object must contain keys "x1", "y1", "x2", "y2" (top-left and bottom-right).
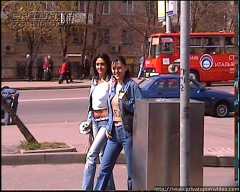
[
  {"x1": 4, "y1": 99, "x2": 18, "y2": 125},
  {"x1": 94, "y1": 124, "x2": 133, "y2": 190},
  {"x1": 82, "y1": 118, "x2": 115, "y2": 190}
]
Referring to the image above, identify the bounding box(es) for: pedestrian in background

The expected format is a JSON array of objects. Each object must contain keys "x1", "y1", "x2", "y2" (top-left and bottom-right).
[
  {"x1": 43, "y1": 56, "x2": 51, "y2": 81},
  {"x1": 82, "y1": 53, "x2": 115, "y2": 190},
  {"x1": 94, "y1": 55, "x2": 143, "y2": 190},
  {"x1": 26, "y1": 54, "x2": 33, "y2": 81},
  {"x1": 58, "y1": 58, "x2": 69, "y2": 84},
  {"x1": 1, "y1": 86, "x2": 20, "y2": 126},
  {"x1": 47, "y1": 54, "x2": 54, "y2": 80},
  {"x1": 137, "y1": 53, "x2": 146, "y2": 80},
  {"x1": 36, "y1": 54, "x2": 44, "y2": 81},
  {"x1": 81, "y1": 55, "x2": 90, "y2": 80},
  {"x1": 65, "y1": 56, "x2": 74, "y2": 83}
]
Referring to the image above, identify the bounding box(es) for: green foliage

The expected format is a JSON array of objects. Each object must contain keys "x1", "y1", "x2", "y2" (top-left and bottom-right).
[
  {"x1": 19, "y1": 140, "x2": 41, "y2": 150},
  {"x1": 19, "y1": 140, "x2": 69, "y2": 151},
  {"x1": 40, "y1": 142, "x2": 70, "y2": 149}
]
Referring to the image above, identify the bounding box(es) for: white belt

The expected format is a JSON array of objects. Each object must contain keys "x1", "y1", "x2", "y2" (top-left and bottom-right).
[{"x1": 94, "y1": 117, "x2": 109, "y2": 122}]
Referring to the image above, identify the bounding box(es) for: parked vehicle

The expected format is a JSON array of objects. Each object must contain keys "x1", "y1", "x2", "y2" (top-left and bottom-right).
[
  {"x1": 139, "y1": 74, "x2": 235, "y2": 118},
  {"x1": 144, "y1": 32, "x2": 236, "y2": 86}
]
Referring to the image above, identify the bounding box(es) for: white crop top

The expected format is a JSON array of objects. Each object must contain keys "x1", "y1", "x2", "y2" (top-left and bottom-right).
[{"x1": 92, "y1": 81, "x2": 109, "y2": 110}]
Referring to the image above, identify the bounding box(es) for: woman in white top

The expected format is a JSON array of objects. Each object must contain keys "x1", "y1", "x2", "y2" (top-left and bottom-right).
[{"x1": 82, "y1": 53, "x2": 115, "y2": 190}]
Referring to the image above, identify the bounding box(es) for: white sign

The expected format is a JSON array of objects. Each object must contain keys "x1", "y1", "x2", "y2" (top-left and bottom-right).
[
  {"x1": 158, "y1": 1, "x2": 166, "y2": 22},
  {"x1": 168, "y1": 1, "x2": 178, "y2": 16},
  {"x1": 163, "y1": 58, "x2": 170, "y2": 65},
  {"x1": 74, "y1": 13, "x2": 93, "y2": 24}
]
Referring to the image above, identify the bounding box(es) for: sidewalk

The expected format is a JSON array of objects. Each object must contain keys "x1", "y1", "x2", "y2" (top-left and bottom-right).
[
  {"x1": 1, "y1": 78, "x2": 235, "y2": 167},
  {"x1": 1, "y1": 79, "x2": 92, "y2": 90}
]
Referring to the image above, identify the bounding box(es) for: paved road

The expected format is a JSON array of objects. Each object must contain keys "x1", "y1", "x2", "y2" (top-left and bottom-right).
[{"x1": 15, "y1": 89, "x2": 89, "y2": 124}]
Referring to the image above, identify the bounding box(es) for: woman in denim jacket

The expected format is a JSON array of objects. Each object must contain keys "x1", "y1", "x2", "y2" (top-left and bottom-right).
[
  {"x1": 82, "y1": 53, "x2": 115, "y2": 190},
  {"x1": 94, "y1": 55, "x2": 143, "y2": 190}
]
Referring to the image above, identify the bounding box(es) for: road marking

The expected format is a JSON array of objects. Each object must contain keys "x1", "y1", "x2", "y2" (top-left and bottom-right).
[{"x1": 19, "y1": 97, "x2": 89, "y2": 102}]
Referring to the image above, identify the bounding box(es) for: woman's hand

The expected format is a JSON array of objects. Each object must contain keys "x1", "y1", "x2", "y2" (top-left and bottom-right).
[
  {"x1": 106, "y1": 130, "x2": 112, "y2": 139},
  {"x1": 111, "y1": 76, "x2": 116, "y2": 85}
]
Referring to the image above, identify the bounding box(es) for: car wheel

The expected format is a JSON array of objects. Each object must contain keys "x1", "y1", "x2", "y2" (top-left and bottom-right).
[
  {"x1": 189, "y1": 70, "x2": 199, "y2": 82},
  {"x1": 213, "y1": 101, "x2": 229, "y2": 118}
]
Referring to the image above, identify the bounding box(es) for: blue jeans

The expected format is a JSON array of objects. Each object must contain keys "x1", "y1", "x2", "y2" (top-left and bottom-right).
[
  {"x1": 94, "y1": 125, "x2": 133, "y2": 190},
  {"x1": 82, "y1": 118, "x2": 115, "y2": 190},
  {"x1": 4, "y1": 99, "x2": 18, "y2": 126}
]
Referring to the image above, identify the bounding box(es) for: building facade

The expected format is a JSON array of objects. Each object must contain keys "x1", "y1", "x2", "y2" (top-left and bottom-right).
[{"x1": 1, "y1": 1, "x2": 159, "y2": 79}]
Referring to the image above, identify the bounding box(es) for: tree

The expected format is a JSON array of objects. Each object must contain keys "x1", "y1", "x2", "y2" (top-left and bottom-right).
[
  {"x1": 1, "y1": 95, "x2": 38, "y2": 144},
  {"x1": 88, "y1": 1, "x2": 103, "y2": 78},
  {"x1": 81, "y1": 1, "x2": 91, "y2": 78},
  {"x1": 189, "y1": 1, "x2": 237, "y2": 32},
  {"x1": 111, "y1": 1, "x2": 159, "y2": 53},
  {"x1": 155, "y1": 1, "x2": 237, "y2": 33},
  {"x1": 48, "y1": 1, "x2": 82, "y2": 60},
  {"x1": 2, "y1": 1, "x2": 49, "y2": 65},
  {"x1": 81, "y1": 1, "x2": 112, "y2": 79}
]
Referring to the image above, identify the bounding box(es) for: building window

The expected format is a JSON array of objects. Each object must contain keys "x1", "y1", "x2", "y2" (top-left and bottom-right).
[
  {"x1": 99, "y1": 1, "x2": 110, "y2": 14},
  {"x1": 40, "y1": 2, "x2": 54, "y2": 11},
  {"x1": 15, "y1": 31, "x2": 27, "y2": 44},
  {"x1": 70, "y1": 27, "x2": 84, "y2": 45},
  {"x1": 102, "y1": 1, "x2": 110, "y2": 14},
  {"x1": 147, "y1": 1, "x2": 155, "y2": 14},
  {"x1": 98, "y1": 28, "x2": 110, "y2": 45},
  {"x1": 122, "y1": 30, "x2": 133, "y2": 45},
  {"x1": 121, "y1": 1, "x2": 133, "y2": 14},
  {"x1": 78, "y1": 1, "x2": 87, "y2": 13}
]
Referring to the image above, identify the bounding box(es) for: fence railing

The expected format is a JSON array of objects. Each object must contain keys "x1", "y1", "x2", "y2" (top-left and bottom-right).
[{"x1": 1, "y1": 64, "x2": 139, "y2": 80}]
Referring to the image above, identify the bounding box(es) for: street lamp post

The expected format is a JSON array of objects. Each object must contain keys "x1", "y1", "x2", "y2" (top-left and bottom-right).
[{"x1": 180, "y1": 1, "x2": 190, "y2": 188}]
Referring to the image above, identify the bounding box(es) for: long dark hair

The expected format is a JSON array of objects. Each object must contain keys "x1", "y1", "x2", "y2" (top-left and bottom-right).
[
  {"x1": 111, "y1": 55, "x2": 130, "y2": 79},
  {"x1": 92, "y1": 53, "x2": 112, "y2": 78}
]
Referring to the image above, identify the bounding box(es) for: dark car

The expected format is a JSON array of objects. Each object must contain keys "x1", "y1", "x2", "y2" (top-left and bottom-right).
[{"x1": 139, "y1": 74, "x2": 235, "y2": 118}]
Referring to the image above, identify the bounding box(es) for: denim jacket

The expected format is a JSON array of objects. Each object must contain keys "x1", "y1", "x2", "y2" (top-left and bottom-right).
[
  {"x1": 106, "y1": 78, "x2": 143, "y2": 134},
  {"x1": 1, "y1": 88, "x2": 19, "y2": 100},
  {"x1": 86, "y1": 75, "x2": 111, "y2": 122}
]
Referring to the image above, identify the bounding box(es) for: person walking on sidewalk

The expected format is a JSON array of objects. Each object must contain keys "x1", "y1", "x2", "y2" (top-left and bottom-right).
[
  {"x1": 58, "y1": 58, "x2": 69, "y2": 84},
  {"x1": 81, "y1": 54, "x2": 90, "y2": 80},
  {"x1": 47, "y1": 54, "x2": 54, "y2": 81},
  {"x1": 82, "y1": 53, "x2": 115, "y2": 190},
  {"x1": 1, "y1": 86, "x2": 19, "y2": 125},
  {"x1": 94, "y1": 55, "x2": 143, "y2": 190},
  {"x1": 36, "y1": 54, "x2": 44, "y2": 81},
  {"x1": 26, "y1": 54, "x2": 33, "y2": 81},
  {"x1": 65, "y1": 56, "x2": 74, "y2": 83},
  {"x1": 43, "y1": 56, "x2": 52, "y2": 81},
  {"x1": 137, "y1": 53, "x2": 146, "y2": 80}
]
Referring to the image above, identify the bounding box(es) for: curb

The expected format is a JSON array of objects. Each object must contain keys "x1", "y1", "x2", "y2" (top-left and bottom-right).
[
  {"x1": 20, "y1": 145, "x2": 77, "y2": 154},
  {"x1": 15, "y1": 85, "x2": 90, "y2": 90},
  {"x1": 1, "y1": 153, "x2": 234, "y2": 167}
]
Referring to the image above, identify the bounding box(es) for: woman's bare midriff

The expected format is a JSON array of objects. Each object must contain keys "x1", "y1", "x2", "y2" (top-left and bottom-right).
[
  {"x1": 114, "y1": 121, "x2": 122, "y2": 126},
  {"x1": 93, "y1": 108, "x2": 108, "y2": 118}
]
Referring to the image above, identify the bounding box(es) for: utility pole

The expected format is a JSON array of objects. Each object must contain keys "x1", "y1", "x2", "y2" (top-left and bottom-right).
[
  {"x1": 180, "y1": 1, "x2": 190, "y2": 189},
  {"x1": 234, "y1": 0, "x2": 239, "y2": 187},
  {"x1": 165, "y1": 0, "x2": 171, "y2": 33}
]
